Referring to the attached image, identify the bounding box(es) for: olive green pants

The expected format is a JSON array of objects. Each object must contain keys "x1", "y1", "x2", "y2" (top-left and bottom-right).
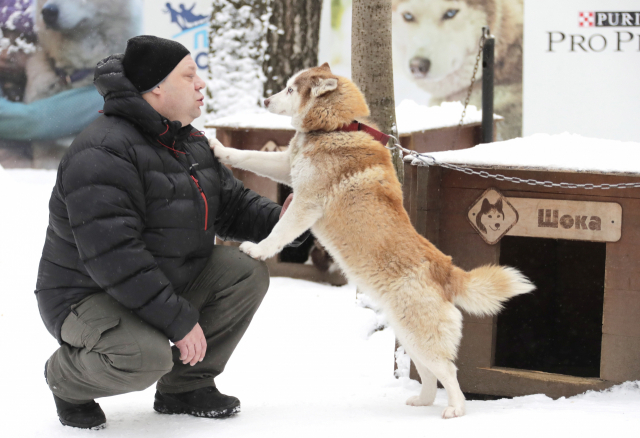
[{"x1": 46, "y1": 246, "x2": 269, "y2": 404}]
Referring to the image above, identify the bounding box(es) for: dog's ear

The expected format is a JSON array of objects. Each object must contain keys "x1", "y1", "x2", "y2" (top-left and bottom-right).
[
  {"x1": 318, "y1": 62, "x2": 332, "y2": 72},
  {"x1": 480, "y1": 198, "x2": 491, "y2": 213},
  {"x1": 495, "y1": 198, "x2": 504, "y2": 216},
  {"x1": 312, "y1": 77, "x2": 338, "y2": 97}
]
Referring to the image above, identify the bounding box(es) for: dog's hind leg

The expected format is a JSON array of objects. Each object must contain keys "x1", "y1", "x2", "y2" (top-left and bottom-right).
[
  {"x1": 406, "y1": 359, "x2": 437, "y2": 407},
  {"x1": 421, "y1": 358, "x2": 465, "y2": 419}
]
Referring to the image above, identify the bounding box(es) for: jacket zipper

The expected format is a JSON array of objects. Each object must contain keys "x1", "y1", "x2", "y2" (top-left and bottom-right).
[{"x1": 190, "y1": 175, "x2": 208, "y2": 231}]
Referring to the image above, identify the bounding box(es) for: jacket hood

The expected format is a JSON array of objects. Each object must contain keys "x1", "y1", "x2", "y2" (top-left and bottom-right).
[{"x1": 93, "y1": 54, "x2": 187, "y2": 143}]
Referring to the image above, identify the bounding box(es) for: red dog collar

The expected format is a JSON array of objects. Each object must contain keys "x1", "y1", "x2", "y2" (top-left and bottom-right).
[{"x1": 338, "y1": 121, "x2": 391, "y2": 146}]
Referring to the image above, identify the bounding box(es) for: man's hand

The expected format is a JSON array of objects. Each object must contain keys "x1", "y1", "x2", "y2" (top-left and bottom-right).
[
  {"x1": 280, "y1": 193, "x2": 293, "y2": 219},
  {"x1": 174, "y1": 323, "x2": 207, "y2": 366}
]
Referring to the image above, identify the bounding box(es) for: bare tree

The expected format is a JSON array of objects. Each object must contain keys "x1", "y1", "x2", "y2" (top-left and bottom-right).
[
  {"x1": 263, "y1": 0, "x2": 322, "y2": 96},
  {"x1": 351, "y1": 0, "x2": 402, "y2": 182}
]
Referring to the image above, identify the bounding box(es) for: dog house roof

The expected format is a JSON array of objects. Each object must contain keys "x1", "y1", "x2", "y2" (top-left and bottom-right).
[
  {"x1": 205, "y1": 101, "x2": 500, "y2": 135},
  {"x1": 405, "y1": 133, "x2": 640, "y2": 177}
]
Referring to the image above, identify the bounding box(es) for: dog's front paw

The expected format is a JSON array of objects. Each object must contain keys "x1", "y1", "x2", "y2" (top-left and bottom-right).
[
  {"x1": 239, "y1": 241, "x2": 277, "y2": 261},
  {"x1": 406, "y1": 395, "x2": 434, "y2": 407},
  {"x1": 442, "y1": 405, "x2": 465, "y2": 419},
  {"x1": 209, "y1": 138, "x2": 235, "y2": 165}
]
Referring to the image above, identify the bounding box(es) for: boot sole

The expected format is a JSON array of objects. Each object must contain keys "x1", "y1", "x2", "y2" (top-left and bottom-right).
[
  {"x1": 59, "y1": 418, "x2": 106, "y2": 430},
  {"x1": 153, "y1": 393, "x2": 240, "y2": 418}
]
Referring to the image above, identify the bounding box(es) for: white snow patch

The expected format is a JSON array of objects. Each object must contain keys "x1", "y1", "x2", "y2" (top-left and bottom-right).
[{"x1": 406, "y1": 133, "x2": 640, "y2": 176}]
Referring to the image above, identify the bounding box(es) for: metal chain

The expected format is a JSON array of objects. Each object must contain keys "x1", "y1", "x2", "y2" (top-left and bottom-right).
[
  {"x1": 384, "y1": 141, "x2": 640, "y2": 190},
  {"x1": 450, "y1": 29, "x2": 487, "y2": 150}
]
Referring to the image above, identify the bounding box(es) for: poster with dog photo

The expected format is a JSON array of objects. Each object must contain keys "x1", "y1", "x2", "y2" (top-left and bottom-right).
[
  {"x1": 0, "y1": 0, "x2": 143, "y2": 169},
  {"x1": 319, "y1": 0, "x2": 524, "y2": 141}
]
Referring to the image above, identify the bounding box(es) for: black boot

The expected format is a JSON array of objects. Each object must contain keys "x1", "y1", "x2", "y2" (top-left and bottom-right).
[
  {"x1": 46, "y1": 360, "x2": 106, "y2": 429},
  {"x1": 154, "y1": 387, "x2": 240, "y2": 418}
]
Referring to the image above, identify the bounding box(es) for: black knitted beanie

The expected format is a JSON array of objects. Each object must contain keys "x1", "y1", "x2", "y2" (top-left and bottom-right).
[{"x1": 122, "y1": 35, "x2": 190, "y2": 93}]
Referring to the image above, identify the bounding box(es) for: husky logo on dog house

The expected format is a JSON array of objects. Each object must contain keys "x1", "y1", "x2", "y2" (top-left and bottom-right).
[{"x1": 468, "y1": 188, "x2": 519, "y2": 245}]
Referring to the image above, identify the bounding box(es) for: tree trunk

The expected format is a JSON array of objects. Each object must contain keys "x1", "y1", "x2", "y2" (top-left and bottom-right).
[
  {"x1": 351, "y1": 0, "x2": 402, "y2": 182},
  {"x1": 207, "y1": 0, "x2": 271, "y2": 118},
  {"x1": 263, "y1": 1, "x2": 322, "y2": 97}
]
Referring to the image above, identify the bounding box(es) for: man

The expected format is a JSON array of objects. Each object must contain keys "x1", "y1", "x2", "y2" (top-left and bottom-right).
[{"x1": 36, "y1": 35, "x2": 302, "y2": 430}]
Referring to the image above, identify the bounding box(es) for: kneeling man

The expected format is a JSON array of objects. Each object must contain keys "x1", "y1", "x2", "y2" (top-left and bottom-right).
[{"x1": 36, "y1": 36, "x2": 302, "y2": 429}]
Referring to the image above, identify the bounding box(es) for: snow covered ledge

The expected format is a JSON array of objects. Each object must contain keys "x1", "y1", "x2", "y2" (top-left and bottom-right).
[
  {"x1": 205, "y1": 100, "x2": 502, "y2": 136},
  {"x1": 405, "y1": 133, "x2": 640, "y2": 177}
]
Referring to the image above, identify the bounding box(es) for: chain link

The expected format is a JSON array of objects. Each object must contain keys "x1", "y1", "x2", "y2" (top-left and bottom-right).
[{"x1": 450, "y1": 29, "x2": 487, "y2": 150}]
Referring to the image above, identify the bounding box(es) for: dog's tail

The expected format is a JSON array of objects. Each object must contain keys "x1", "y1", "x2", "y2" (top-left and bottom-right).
[{"x1": 452, "y1": 265, "x2": 534, "y2": 316}]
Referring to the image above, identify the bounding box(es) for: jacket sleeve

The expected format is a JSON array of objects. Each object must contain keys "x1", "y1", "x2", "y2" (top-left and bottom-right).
[
  {"x1": 61, "y1": 145, "x2": 199, "y2": 342},
  {"x1": 0, "y1": 86, "x2": 103, "y2": 141},
  {"x1": 214, "y1": 160, "x2": 282, "y2": 243}
]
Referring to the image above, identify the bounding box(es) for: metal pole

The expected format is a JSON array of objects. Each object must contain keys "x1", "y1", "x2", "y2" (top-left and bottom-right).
[{"x1": 482, "y1": 27, "x2": 495, "y2": 143}]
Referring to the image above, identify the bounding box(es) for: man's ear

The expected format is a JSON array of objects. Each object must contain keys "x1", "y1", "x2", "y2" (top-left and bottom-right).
[
  {"x1": 319, "y1": 62, "x2": 331, "y2": 72},
  {"x1": 312, "y1": 77, "x2": 338, "y2": 97}
]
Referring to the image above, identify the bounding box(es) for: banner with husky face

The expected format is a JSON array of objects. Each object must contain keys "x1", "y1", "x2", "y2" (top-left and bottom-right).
[{"x1": 319, "y1": 0, "x2": 638, "y2": 143}]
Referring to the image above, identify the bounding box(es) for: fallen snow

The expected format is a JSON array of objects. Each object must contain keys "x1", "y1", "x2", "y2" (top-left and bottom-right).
[
  {"x1": 206, "y1": 100, "x2": 498, "y2": 135},
  {"x1": 1, "y1": 168, "x2": 639, "y2": 438},
  {"x1": 407, "y1": 133, "x2": 640, "y2": 176}
]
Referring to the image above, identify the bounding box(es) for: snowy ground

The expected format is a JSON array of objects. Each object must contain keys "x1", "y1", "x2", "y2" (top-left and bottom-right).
[{"x1": 1, "y1": 168, "x2": 639, "y2": 437}]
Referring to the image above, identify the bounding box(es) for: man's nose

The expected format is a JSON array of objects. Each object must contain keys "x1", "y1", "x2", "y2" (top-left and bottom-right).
[{"x1": 195, "y1": 74, "x2": 205, "y2": 90}]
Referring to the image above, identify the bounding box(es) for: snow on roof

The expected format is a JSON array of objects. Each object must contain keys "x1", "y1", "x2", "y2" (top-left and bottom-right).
[
  {"x1": 205, "y1": 100, "x2": 500, "y2": 135},
  {"x1": 405, "y1": 133, "x2": 640, "y2": 176}
]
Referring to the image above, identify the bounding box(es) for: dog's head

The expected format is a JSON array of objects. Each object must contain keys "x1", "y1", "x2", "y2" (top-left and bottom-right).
[
  {"x1": 35, "y1": 0, "x2": 141, "y2": 33},
  {"x1": 392, "y1": 0, "x2": 496, "y2": 98},
  {"x1": 264, "y1": 63, "x2": 370, "y2": 132},
  {"x1": 476, "y1": 198, "x2": 504, "y2": 234}
]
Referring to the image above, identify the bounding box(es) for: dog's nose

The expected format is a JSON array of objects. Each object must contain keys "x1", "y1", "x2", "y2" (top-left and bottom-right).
[
  {"x1": 409, "y1": 57, "x2": 431, "y2": 78},
  {"x1": 495, "y1": 223, "x2": 500, "y2": 229},
  {"x1": 42, "y1": 4, "x2": 59, "y2": 27},
  {"x1": 264, "y1": 98, "x2": 270, "y2": 108}
]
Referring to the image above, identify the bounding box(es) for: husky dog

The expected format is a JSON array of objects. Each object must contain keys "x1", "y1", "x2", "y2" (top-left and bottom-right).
[
  {"x1": 391, "y1": 0, "x2": 523, "y2": 140},
  {"x1": 25, "y1": 0, "x2": 142, "y2": 102},
  {"x1": 210, "y1": 64, "x2": 534, "y2": 418}
]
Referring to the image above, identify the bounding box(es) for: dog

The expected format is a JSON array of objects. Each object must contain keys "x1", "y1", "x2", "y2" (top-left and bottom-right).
[
  {"x1": 23, "y1": 0, "x2": 142, "y2": 168},
  {"x1": 477, "y1": 198, "x2": 504, "y2": 233},
  {"x1": 210, "y1": 63, "x2": 534, "y2": 418},
  {"x1": 25, "y1": 0, "x2": 142, "y2": 102},
  {"x1": 391, "y1": 0, "x2": 523, "y2": 140}
]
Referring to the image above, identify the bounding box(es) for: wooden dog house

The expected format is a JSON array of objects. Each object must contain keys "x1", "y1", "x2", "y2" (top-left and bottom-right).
[
  {"x1": 206, "y1": 103, "x2": 499, "y2": 285},
  {"x1": 402, "y1": 133, "x2": 640, "y2": 398}
]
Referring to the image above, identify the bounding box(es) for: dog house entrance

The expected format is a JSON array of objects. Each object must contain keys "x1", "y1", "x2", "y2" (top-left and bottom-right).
[{"x1": 494, "y1": 236, "x2": 605, "y2": 378}]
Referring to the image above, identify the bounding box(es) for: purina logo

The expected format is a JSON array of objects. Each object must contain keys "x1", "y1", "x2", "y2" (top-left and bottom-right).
[{"x1": 579, "y1": 12, "x2": 640, "y2": 27}]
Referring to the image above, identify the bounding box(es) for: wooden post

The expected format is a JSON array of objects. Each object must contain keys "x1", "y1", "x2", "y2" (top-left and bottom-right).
[{"x1": 351, "y1": 0, "x2": 402, "y2": 183}]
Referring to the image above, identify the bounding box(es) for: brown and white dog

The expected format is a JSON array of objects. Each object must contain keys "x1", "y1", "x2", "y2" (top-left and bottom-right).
[
  {"x1": 210, "y1": 64, "x2": 534, "y2": 418},
  {"x1": 392, "y1": 0, "x2": 523, "y2": 140}
]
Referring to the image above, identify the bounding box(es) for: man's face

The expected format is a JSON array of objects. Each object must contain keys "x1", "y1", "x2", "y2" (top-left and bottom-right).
[{"x1": 154, "y1": 55, "x2": 205, "y2": 126}]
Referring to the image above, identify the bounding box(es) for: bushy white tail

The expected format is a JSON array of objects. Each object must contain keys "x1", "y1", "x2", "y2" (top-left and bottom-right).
[{"x1": 454, "y1": 265, "x2": 535, "y2": 316}]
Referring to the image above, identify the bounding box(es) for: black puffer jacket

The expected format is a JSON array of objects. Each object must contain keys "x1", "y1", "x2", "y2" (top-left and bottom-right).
[{"x1": 36, "y1": 54, "x2": 282, "y2": 344}]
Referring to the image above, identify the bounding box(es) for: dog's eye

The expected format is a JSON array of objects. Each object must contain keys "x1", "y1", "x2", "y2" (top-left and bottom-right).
[
  {"x1": 443, "y1": 9, "x2": 459, "y2": 20},
  {"x1": 402, "y1": 12, "x2": 415, "y2": 22},
  {"x1": 488, "y1": 215, "x2": 492, "y2": 218},
  {"x1": 287, "y1": 87, "x2": 293, "y2": 94}
]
